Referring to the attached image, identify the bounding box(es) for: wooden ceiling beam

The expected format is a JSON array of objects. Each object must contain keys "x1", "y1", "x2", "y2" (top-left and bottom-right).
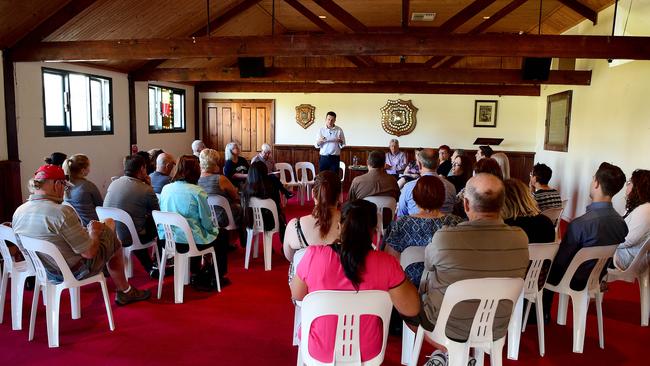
[
  {"x1": 558, "y1": 0, "x2": 598, "y2": 24},
  {"x1": 192, "y1": 0, "x2": 264, "y2": 37},
  {"x1": 402, "y1": 0, "x2": 410, "y2": 29},
  {"x1": 12, "y1": 34, "x2": 650, "y2": 61},
  {"x1": 312, "y1": 0, "x2": 368, "y2": 33},
  {"x1": 137, "y1": 67, "x2": 592, "y2": 85},
  {"x1": 196, "y1": 81, "x2": 541, "y2": 96}
]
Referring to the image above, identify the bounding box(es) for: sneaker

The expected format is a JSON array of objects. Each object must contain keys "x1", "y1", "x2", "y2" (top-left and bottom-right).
[
  {"x1": 149, "y1": 266, "x2": 160, "y2": 279},
  {"x1": 115, "y1": 286, "x2": 151, "y2": 306},
  {"x1": 424, "y1": 350, "x2": 447, "y2": 366}
]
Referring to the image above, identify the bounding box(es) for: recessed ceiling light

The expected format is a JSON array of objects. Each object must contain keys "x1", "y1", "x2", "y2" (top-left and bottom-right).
[
  {"x1": 318, "y1": 15, "x2": 327, "y2": 19},
  {"x1": 483, "y1": 16, "x2": 491, "y2": 19}
]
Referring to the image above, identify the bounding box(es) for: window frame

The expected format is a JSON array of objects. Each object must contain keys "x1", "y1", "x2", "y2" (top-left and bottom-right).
[
  {"x1": 41, "y1": 67, "x2": 114, "y2": 137},
  {"x1": 148, "y1": 84, "x2": 187, "y2": 134}
]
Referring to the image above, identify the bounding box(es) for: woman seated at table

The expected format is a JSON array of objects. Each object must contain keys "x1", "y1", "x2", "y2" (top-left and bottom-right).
[
  {"x1": 614, "y1": 169, "x2": 650, "y2": 270},
  {"x1": 446, "y1": 153, "x2": 473, "y2": 193},
  {"x1": 502, "y1": 178, "x2": 555, "y2": 243},
  {"x1": 223, "y1": 142, "x2": 249, "y2": 189},
  {"x1": 290, "y1": 200, "x2": 420, "y2": 363},
  {"x1": 385, "y1": 138, "x2": 407, "y2": 179},
  {"x1": 159, "y1": 155, "x2": 230, "y2": 288},
  {"x1": 284, "y1": 171, "x2": 341, "y2": 277},
  {"x1": 242, "y1": 161, "x2": 287, "y2": 241},
  {"x1": 63, "y1": 154, "x2": 103, "y2": 226},
  {"x1": 385, "y1": 176, "x2": 463, "y2": 285}
]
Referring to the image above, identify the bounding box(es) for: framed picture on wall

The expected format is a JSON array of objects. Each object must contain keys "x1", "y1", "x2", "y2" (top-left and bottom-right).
[
  {"x1": 544, "y1": 90, "x2": 573, "y2": 152},
  {"x1": 473, "y1": 100, "x2": 498, "y2": 127}
]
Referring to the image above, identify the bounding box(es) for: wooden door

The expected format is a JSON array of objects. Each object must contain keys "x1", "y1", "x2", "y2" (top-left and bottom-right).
[{"x1": 203, "y1": 99, "x2": 275, "y2": 160}]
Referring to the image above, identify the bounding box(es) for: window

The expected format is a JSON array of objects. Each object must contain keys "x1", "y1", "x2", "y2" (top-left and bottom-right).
[
  {"x1": 42, "y1": 68, "x2": 113, "y2": 137},
  {"x1": 148, "y1": 85, "x2": 186, "y2": 133}
]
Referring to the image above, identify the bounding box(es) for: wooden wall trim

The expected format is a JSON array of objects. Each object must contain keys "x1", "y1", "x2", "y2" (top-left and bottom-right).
[
  {"x1": 0, "y1": 160, "x2": 23, "y2": 222},
  {"x1": 3, "y1": 50, "x2": 18, "y2": 161}
]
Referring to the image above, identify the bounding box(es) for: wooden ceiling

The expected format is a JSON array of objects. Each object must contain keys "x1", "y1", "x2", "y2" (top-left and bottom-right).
[{"x1": 2, "y1": 0, "x2": 645, "y2": 96}]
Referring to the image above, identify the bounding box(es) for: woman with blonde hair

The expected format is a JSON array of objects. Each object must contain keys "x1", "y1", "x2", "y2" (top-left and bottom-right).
[
  {"x1": 63, "y1": 154, "x2": 103, "y2": 225},
  {"x1": 502, "y1": 178, "x2": 555, "y2": 243},
  {"x1": 492, "y1": 152, "x2": 511, "y2": 180}
]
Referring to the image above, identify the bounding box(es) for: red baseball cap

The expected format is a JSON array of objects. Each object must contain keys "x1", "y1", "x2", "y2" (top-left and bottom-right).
[{"x1": 34, "y1": 164, "x2": 67, "y2": 181}]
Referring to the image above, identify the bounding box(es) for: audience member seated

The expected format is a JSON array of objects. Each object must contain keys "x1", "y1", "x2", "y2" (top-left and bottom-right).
[
  {"x1": 544, "y1": 163, "x2": 628, "y2": 319},
  {"x1": 436, "y1": 145, "x2": 452, "y2": 176},
  {"x1": 242, "y1": 161, "x2": 287, "y2": 241},
  {"x1": 12, "y1": 164, "x2": 150, "y2": 305},
  {"x1": 397, "y1": 148, "x2": 421, "y2": 189},
  {"x1": 192, "y1": 139, "x2": 206, "y2": 158},
  {"x1": 529, "y1": 163, "x2": 563, "y2": 211},
  {"x1": 475, "y1": 145, "x2": 493, "y2": 161},
  {"x1": 417, "y1": 173, "x2": 529, "y2": 364},
  {"x1": 349, "y1": 150, "x2": 400, "y2": 201},
  {"x1": 446, "y1": 153, "x2": 472, "y2": 193},
  {"x1": 290, "y1": 200, "x2": 420, "y2": 363},
  {"x1": 452, "y1": 157, "x2": 503, "y2": 219},
  {"x1": 63, "y1": 154, "x2": 103, "y2": 226},
  {"x1": 385, "y1": 138, "x2": 407, "y2": 178},
  {"x1": 447, "y1": 149, "x2": 464, "y2": 176},
  {"x1": 492, "y1": 152, "x2": 511, "y2": 180},
  {"x1": 614, "y1": 169, "x2": 650, "y2": 270},
  {"x1": 398, "y1": 148, "x2": 456, "y2": 216},
  {"x1": 198, "y1": 148, "x2": 243, "y2": 229},
  {"x1": 136, "y1": 150, "x2": 155, "y2": 175},
  {"x1": 104, "y1": 154, "x2": 159, "y2": 278},
  {"x1": 150, "y1": 152, "x2": 175, "y2": 194},
  {"x1": 251, "y1": 143, "x2": 293, "y2": 199},
  {"x1": 44, "y1": 152, "x2": 67, "y2": 167},
  {"x1": 223, "y1": 142, "x2": 249, "y2": 189},
  {"x1": 502, "y1": 179, "x2": 556, "y2": 243},
  {"x1": 159, "y1": 155, "x2": 230, "y2": 289},
  {"x1": 284, "y1": 171, "x2": 341, "y2": 279},
  {"x1": 384, "y1": 176, "x2": 463, "y2": 285},
  {"x1": 148, "y1": 148, "x2": 164, "y2": 167}
]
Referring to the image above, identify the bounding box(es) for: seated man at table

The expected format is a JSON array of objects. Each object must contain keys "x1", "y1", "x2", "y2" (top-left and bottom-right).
[
  {"x1": 12, "y1": 164, "x2": 150, "y2": 305},
  {"x1": 348, "y1": 150, "x2": 400, "y2": 202}
]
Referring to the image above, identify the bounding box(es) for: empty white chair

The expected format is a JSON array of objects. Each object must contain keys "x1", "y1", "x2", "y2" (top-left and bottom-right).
[
  {"x1": 298, "y1": 290, "x2": 392, "y2": 366},
  {"x1": 295, "y1": 162, "x2": 316, "y2": 206},
  {"x1": 0, "y1": 225, "x2": 36, "y2": 330},
  {"x1": 152, "y1": 210, "x2": 221, "y2": 304},
  {"x1": 96, "y1": 207, "x2": 159, "y2": 279},
  {"x1": 339, "y1": 161, "x2": 346, "y2": 203},
  {"x1": 408, "y1": 278, "x2": 524, "y2": 366},
  {"x1": 276, "y1": 162, "x2": 302, "y2": 194},
  {"x1": 207, "y1": 195, "x2": 238, "y2": 231},
  {"x1": 19, "y1": 235, "x2": 114, "y2": 348},
  {"x1": 544, "y1": 244, "x2": 618, "y2": 353},
  {"x1": 362, "y1": 196, "x2": 397, "y2": 248},
  {"x1": 245, "y1": 197, "x2": 279, "y2": 271},
  {"x1": 399, "y1": 246, "x2": 425, "y2": 365},
  {"x1": 521, "y1": 242, "x2": 560, "y2": 356},
  {"x1": 607, "y1": 234, "x2": 650, "y2": 326}
]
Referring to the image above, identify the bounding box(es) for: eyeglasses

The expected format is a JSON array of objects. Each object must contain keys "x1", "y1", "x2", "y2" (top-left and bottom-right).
[
  {"x1": 55, "y1": 180, "x2": 70, "y2": 191},
  {"x1": 452, "y1": 163, "x2": 461, "y2": 167}
]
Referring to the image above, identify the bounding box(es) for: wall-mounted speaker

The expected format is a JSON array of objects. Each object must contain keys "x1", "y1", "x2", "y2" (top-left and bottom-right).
[
  {"x1": 238, "y1": 57, "x2": 266, "y2": 78},
  {"x1": 522, "y1": 57, "x2": 552, "y2": 81}
]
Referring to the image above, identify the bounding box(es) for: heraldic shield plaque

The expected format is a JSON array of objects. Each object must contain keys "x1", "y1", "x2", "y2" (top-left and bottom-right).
[
  {"x1": 295, "y1": 104, "x2": 316, "y2": 129},
  {"x1": 380, "y1": 99, "x2": 418, "y2": 136}
]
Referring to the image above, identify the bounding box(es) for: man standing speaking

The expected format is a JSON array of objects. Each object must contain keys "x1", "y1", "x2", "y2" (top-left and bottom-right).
[{"x1": 315, "y1": 111, "x2": 346, "y2": 173}]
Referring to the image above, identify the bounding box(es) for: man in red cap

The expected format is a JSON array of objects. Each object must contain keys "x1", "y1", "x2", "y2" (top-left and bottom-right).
[{"x1": 12, "y1": 164, "x2": 150, "y2": 305}]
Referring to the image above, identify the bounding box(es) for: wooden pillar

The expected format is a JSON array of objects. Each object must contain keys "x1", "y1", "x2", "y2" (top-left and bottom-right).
[
  {"x1": 194, "y1": 87, "x2": 200, "y2": 140},
  {"x1": 127, "y1": 73, "x2": 137, "y2": 153},
  {"x1": 3, "y1": 50, "x2": 18, "y2": 161},
  {"x1": 2, "y1": 50, "x2": 23, "y2": 221}
]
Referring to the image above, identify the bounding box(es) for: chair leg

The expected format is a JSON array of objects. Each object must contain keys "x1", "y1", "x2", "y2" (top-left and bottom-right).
[
  {"x1": 173, "y1": 254, "x2": 186, "y2": 304},
  {"x1": 210, "y1": 251, "x2": 221, "y2": 292},
  {"x1": 489, "y1": 338, "x2": 506, "y2": 366},
  {"x1": 11, "y1": 271, "x2": 29, "y2": 330},
  {"x1": 407, "y1": 326, "x2": 425, "y2": 366},
  {"x1": 474, "y1": 348, "x2": 485, "y2": 366},
  {"x1": 263, "y1": 233, "x2": 273, "y2": 271},
  {"x1": 253, "y1": 233, "x2": 259, "y2": 259},
  {"x1": 557, "y1": 293, "x2": 569, "y2": 325},
  {"x1": 99, "y1": 276, "x2": 115, "y2": 331},
  {"x1": 0, "y1": 268, "x2": 8, "y2": 324},
  {"x1": 595, "y1": 291, "x2": 605, "y2": 349},
  {"x1": 571, "y1": 293, "x2": 589, "y2": 353},
  {"x1": 292, "y1": 304, "x2": 301, "y2": 346},
  {"x1": 157, "y1": 249, "x2": 167, "y2": 300},
  {"x1": 69, "y1": 286, "x2": 81, "y2": 320},
  {"x1": 401, "y1": 321, "x2": 415, "y2": 365},
  {"x1": 46, "y1": 285, "x2": 63, "y2": 348},
  {"x1": 639, "y1": 269, "x2": 649, "y2": 327},
  {"x1": 507, "y1": 292, "x2": 523, "y2": 360},
  {"x1": 28, "y1": 280, "x2": 41, "y2": 341},
  {"x1": 535, "y1": 292, "x2": 546, "y2": 356},
  {"x1": 124, "y1": 248, "x2": 133, "y2": 279},
  {"x1": 244, "y1": 229, "x2": 253, "y2": 270},
  {"x1": 522, "y1": 300, "x2": 532, "y2": 332},
  {"x1": 447, "y1": 342, "x2": 470, "y2": 366}
]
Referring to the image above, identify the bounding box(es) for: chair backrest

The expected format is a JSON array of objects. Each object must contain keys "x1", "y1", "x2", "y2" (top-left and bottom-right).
[
  {"x1": 615, "y1": 233, "x2": 650, "y2": 275},
  {"x1": 0, "y1": 225, "x2": 22, "y2": 273},
  {"x1": 556, "y1": 244, "x2": 618, "y2": 293},
  {"x1": 300, "y1": 290, "x2": 392, "y2": 365},
  {"x1": 248, "y1": 197, "x2": 279, "y2": 234},
  {"x1": 541, "y1": 207, "x2": 563, "y2": 225},
  {"x1": 275, "y1": 162, "x2": 298, "y2": 185},
  {"x1": 18, "y1": 235, "x2": 76, "y2": 284},
  {"x1": 295, "y1": 162, "x2": 316, "y2": 183},
  {"x1": 152, "y1": 210, "x2": 199, "y2": 254},
  {"x1": 96, "y1": 206, "x2": 146, "y2": 246},
  {"x1": 363, "y1": 196, "x2": 397, "y2": 225},
  {"x1": 524, "y1": 242, "x2": 559, "y2": 295},
  {"x1": 207, "y1": 194, "x2": 237, "y2": 230},
  {"x1": 432, "y1": 278, "x2": 524, "y2": 346},
  {"x1": 339, "y1": 161, "x2": 346, "y2": 182},
  {"x1": 400, "y1": 246, "x2": 425, "y2": 271},
  {"x1": 562, "y1": 199, "x2": 568, "y2": 209},
  {"x1": 111, "y1": 176, "x2": 120, "y2": 182}
]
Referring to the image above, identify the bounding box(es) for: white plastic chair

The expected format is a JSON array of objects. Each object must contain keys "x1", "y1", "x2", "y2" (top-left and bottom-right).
[
  {"x1": 207, "y1": 195, "x2": 238, "y2": 231},
  {"x1": 245, "y1": 197, "x2": 279, "y2": 271},
  {"x1": 298, "y1": 290, "x2": 393, "y2": 366},
  {"x1": 19, "y1": 235, "x2": 114, "y2": 348},
  {"x1": 339, "y1": 161, "x2": 346, "y2": 203},
  {"x1": 521, "y1": 242, "x2": 560, "y2": 356},
  {"x1": 0, "y1": 225, "x2": 36, "y2": 330},
  {"x1": 276, "y1": 162, "x2": 302, "y2": 193},
  {"x1": 295, "y1": 162, "x2": 316, "y2": 206},
  {"x1": 408, "y1": 278, "x2": 524, "y2": 366},
  {"x1": 152, "y1": 210, "x2": 221, "y2": 304},
  {"x1": 544, "y1": 244, "x2": 618, "y2": 353},
  {"x1": 541, "y1": 206, "x2": 564, "y2": 226},
  {"x1": 399, "y1": 246, "x2": 425, "y2": 365},
  {"x1": 607, "y1": 234, "x2": 650, "y2": 326},
  {"x1": 291, "y1": 248, "x2": 308, "y2": 346},
  {"x1": 96, "y1": 207, "x2": 159, "y2": 279},
  {"x1": 362, "y1": 196, "x2": 397, "y2": 248}
]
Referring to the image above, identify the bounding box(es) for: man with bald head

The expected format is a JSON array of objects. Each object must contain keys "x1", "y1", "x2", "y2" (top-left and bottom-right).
[
  {"x1": 417, "y1": 173, "x2": 529, "y2": 347},
  {"x1": 150, "y1": 153, "x2": 175, "y2": 194}
]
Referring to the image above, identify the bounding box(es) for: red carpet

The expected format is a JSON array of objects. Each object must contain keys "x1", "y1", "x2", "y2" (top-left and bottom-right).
[{"x1": 1, "y1": 197, "x2": 648, "y2": 365}]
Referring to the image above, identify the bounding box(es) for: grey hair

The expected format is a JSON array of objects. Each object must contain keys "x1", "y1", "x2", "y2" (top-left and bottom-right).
[
  {"x1": 199, "y1": 148, "x2": 220, "y2": 172},
  {"x1": 225, "y1": 142, "x2": 239, "y2": 161},
  {"x1": 417, "y1": 149, "x2": 437, "y2": 170},
  {"x1": 191, "y1": 140, "x2": 205, "y2": 153},
  {"x1": 389, "y1": 139, "x2": 399, "y2": 146},
  {"x1": 261, "y1": 143, "x2": 272, "y2": 153},
  {"x1": 465, "y1": 173, "x2": 505, "y2": 213}
]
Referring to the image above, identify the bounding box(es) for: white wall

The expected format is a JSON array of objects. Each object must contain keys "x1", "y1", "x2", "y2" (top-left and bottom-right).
[
  {"x1": 534, "y1": 4, "x2": 650, "y2": 220},
  {"x1": 199, "y1": 92, "x2": 540, "y2": 152},
  {"x1": 0, "y1": 50, "x2": 7, "y2": 160}
]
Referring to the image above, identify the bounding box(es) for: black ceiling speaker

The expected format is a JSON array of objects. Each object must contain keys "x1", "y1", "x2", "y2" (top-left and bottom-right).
[
  {"x1": 522, "y1": 57, "x2": 552, "y2": 81},
  {"x1": 238, "y1": 57, "x2": 266, "y2": 78}
]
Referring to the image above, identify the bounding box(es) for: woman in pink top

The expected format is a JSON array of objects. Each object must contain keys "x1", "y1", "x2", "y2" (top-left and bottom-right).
[{"x1": 290, "y1": 200, "x2": 420, "y2": 363}]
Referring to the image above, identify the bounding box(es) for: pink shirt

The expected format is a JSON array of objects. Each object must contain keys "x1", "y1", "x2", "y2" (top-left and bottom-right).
[{"x1": 297, "y1": 245, "x2": 406, "y2": 363}]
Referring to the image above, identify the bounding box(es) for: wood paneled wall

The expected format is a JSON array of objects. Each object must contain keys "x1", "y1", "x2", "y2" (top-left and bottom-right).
[
  {"x1": 0, "y1": 160, "x2": 23, "y2": 222},
  {"x1": 273, "y1": 144, "x2": 535, "y2": 191}
]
